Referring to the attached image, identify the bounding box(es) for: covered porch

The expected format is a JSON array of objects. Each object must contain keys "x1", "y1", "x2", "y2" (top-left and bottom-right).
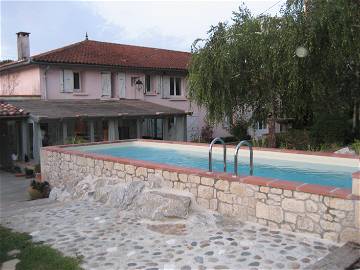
[{"x1": 2, "y1": 99, "x2": 188, "y2": 164}]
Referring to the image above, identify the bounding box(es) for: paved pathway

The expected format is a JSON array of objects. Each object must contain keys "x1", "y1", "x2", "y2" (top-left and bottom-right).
[
  {"x1": 1, "y1": 199, "x2": 338, "y2": 270},
  {"x1": 0, "y1": 171, "x2": 30, "y2": 206},
  {"x1": 0, "y1": 171, "x2": 58, "y2": 218}
]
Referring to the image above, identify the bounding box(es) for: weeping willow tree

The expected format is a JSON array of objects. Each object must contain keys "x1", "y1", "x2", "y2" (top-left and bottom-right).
[{"x1": 188, "y1": 0, "x2": 360, "y2": 147}]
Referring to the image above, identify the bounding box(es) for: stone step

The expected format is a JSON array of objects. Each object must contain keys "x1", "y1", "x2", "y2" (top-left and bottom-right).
[{"x1": 306, "y1": 242, "x2": 360, "y2": 270}]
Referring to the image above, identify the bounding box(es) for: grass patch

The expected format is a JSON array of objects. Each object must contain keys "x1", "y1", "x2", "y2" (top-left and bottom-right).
[{"x1": 0, "y1": 225, "x2": 82, "y2": 270}]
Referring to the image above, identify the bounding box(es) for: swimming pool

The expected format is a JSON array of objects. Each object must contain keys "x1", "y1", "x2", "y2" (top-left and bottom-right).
[{"x1": 73, "y1": 141, "x2": 358, "y2": 189}]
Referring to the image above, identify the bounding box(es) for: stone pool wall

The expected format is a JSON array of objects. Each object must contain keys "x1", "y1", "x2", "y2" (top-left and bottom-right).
[{"x1": 41, "y1": 147, "x2": 360, "y2": 243}]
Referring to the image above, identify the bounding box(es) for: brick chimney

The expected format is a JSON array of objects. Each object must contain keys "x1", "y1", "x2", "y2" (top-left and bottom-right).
[{"x1": 16, "y1": 32, "x2": 30, "y2": 60}]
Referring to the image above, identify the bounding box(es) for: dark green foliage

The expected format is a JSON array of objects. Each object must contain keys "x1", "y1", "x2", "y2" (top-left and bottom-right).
[
  {"x1": 0, "y1": 226, "x2": 31, "y2": 262},
  {"x1": 30, "y1": 180, "x2": 51, "y2": 198},
  {"x1": 0, "y1": 226, "x2": 82, "y2": 270},
  {"x1": 229, "y1": 119, "x2": 251, "y2": 141},
  {"x1": 188, "y1": 0, "x2": 360, "y2": 148},
  {"x1": 34, "y1": 164, "x2": 41, "y2": 173},
  {"x1": 309, "y1": 113, "x2": 352, "y2": 146},
  {"x1": 200, "y1": 125, "x2": 214, "y2": 143}
]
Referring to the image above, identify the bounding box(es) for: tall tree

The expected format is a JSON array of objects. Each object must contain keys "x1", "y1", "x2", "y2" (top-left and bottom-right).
[{"x1": 188, "y1": 0, "x2": 360, "y2": 147}]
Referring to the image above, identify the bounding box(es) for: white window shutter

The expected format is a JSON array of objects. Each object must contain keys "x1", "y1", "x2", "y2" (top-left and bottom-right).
[
  {"x1": 64, "y1": 70, "x2": 73, "y2": 92},
  {"x1": 157, "y1": 75, "x2": 162, "y2": 95},
  {"x1": 59, "y1": 70, "x2": 64, "y2": 92},
  {"x1": 162, "y1": 76, "x2": 170, "y2": 98},
  {"x1": 118, "y1": 72, "x2": 126, "y2": 98},
  {"x1": 101, "y1": 72, "x2": 111, "y2": 96}
]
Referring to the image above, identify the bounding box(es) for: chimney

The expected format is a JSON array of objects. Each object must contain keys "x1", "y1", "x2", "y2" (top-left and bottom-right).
[{"x1": 16, "y1": 32, "x2": 30, "y2": 60}]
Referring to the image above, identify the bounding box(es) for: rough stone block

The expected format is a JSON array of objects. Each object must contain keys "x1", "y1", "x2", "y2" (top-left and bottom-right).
[
  {"x1": 188, "y1": 175, "x2": 200, "y2": 184},
  {"x1": 270, "y1": 188, "x2": 282, "y2": 195},
  {"x1": 135, "y1": 167, "x2": 147, "y2": 177},
  {"x1": 198, "y1": 185, "x2": 214, "y2": 200},
  {"x1": 125, "y1": 165, "x2": 135, "y2": 175},
  {"x1": 104, "y1": 161, "x2": 113, "y2": 171},
  {"x1": 217, "y1": 191, "x2": 233, "y2": 204},
  {"x1": 328, "y1": 198, "x2": 354, "y2": 211},
  {"x1": 107, "y1": 181, "x2": 145, "y2": 209},
  {"x1": 214, "y1": 180, "x2": 229, "y2": 191},
  {"x1": 218, "y1": 202, "x2": 233, "y2": 216},
  {"x1": 283, "y1": 190, "x2": 293, "y2": 197},
  {"x1": 135, "y1": 191, "x2": 191, "y2": 220},
  {"x1": 297, "y1": 216, "x2": 314, "y2": 231},
  {"x1": 209, "y1": 199, "x2": 218, "y2": 211},
  {"x1": 197, "y1": 198, "x2": 210, "y2": 209},
  {"x1": 256, "y1": 202, "x2": 283, "y2": 223},
  {"x1": 178, "y1": 174, "x2": 188, "y2": 183},
  {"x1": 114, "y1": 163, "x2": 125, "y2": 171},
  {"x1": 282, "y1": 198, "x2": 305, "y2": 212},
  {"x1": 285, "y1": 212, "x2": 297, "y2": 224},
  {"x1": 320, "y1": 220, "x2": 341, "y2": 232},
  {"x1": 340, "y1": 227, "x2": 360, "y2": 243},
  {"x1": 305, "y1": 200, "x2": 318, "y2": 212},
  {"x1": 293, "y1": 191, "x2": 310, "y2": 200},
  {"x1": 230, "y1": 182, "x2": 246, "y2": 196},
  {"x1": 201, "y1": 177, "x2": 214, "y2": 186}
]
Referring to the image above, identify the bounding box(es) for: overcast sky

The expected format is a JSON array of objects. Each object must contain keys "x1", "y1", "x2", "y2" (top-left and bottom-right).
[{"x1": 1, "y1": 0, "x2": 286, "y2": 60}]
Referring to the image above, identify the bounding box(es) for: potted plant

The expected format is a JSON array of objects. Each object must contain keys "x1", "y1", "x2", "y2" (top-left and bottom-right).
[
  {"x1": 34, "y1": 164, "x2": 41, "y2": 181},
  {"x1": 24, "y1": 167, "x2": 34, "y2": 178},
  {"x1": 28, "y1": 180, "x2": 51, "y2": 200}
]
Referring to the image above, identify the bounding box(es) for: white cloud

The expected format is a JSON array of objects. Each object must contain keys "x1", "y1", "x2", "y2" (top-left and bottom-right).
[{"x1": 84, "y1": 0, "x2": 285, "y2": 51}]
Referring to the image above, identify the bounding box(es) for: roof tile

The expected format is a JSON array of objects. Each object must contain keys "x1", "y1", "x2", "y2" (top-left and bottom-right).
[{"x1": 32, "y1": 40, "x2": 191, "y2": 70}]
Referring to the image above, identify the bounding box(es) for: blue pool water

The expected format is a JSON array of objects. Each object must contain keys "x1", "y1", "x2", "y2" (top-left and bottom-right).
[{"x1": 79, "y1": 144, "x2": 357, "y2": 188}]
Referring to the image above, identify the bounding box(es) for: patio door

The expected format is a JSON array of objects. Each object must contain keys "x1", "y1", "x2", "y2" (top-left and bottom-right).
[{"x1": 118, "y1": 72, "x2": 126, "y2": 98}]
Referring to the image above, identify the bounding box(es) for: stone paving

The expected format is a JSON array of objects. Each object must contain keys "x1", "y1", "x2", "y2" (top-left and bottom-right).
[{"x1": 1, "y1": 200, "x2": 339, "y2": 270}]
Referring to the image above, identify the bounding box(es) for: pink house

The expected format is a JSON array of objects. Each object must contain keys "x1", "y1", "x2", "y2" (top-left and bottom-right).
[{"x1": 0, "y1": 32, "x2": 229, "y2": 164}]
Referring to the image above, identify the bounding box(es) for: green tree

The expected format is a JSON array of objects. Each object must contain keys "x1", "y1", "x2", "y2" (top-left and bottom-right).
[
  {"x1": 188, "y1": 0, "x2": 360, "y2": 147},
  {"x1": 189, "y1": 7, "x2": 296, "y2": 147}
]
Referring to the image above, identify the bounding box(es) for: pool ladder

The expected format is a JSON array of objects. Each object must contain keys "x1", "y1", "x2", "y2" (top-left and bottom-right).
[
  {"x1": 208, "y1": 137, "x2": 226, "y2": 172},
  {"x1": 208, "y1": 138, "x2": 253, "y2": 176},
  {"x1": 234, "y1": 140, "x2": 254, "y2": 176}
]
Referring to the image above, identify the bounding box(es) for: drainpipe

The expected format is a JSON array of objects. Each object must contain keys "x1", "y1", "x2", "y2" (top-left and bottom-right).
[{"x1": 43, "y1": 65, "x2": 50, "y2": 100}]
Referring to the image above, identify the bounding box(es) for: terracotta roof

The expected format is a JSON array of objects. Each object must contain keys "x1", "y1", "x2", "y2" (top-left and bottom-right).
[
  {"x1": 31, "y1": 40, "x2": 191, "y2": 71},
  {"x1": 0, "y1": 102, "x2": 28, "y2": 117},
  {"x1": 7, "y1": 99, "x2": 187, "y2": 120}
]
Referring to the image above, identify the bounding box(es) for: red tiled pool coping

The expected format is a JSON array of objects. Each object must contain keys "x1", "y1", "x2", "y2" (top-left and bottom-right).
[{"x1": 43, "y1": 140, "x2": 360, "y2": 201}]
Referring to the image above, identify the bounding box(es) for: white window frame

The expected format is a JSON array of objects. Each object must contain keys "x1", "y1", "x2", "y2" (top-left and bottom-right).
[
  {"x1": 60, "y1": 69, "x2": 81, "y2": 93},
  {"x1": 169, "y1": 77, "x2": 182, "y2": 96},
  {"x1": 73, "y1": 71, "x2": 81, "y2": 92}
]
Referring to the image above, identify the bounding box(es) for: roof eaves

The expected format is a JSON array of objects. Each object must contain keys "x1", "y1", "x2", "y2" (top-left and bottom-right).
[
  {"x1": 30, "y1": 60, "x2": 189, "y2": 72},
  {"x1": 0, "y1": 59, "x2": 32, "y2": 72}
]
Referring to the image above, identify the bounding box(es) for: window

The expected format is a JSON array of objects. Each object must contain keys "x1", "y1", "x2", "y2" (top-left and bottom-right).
[
  {"x1": 170, "y1": 77, "x2": 181, "y2": 96},
  {"x1": 145, "y1": 75, "x2": 151, "y2": 92},
  {"x1": 73, "y1": 72, "x2": 80, "y2": 91},
  {"x1": 60, "y1": 70, "x2": 81, "y2": 92},
  {"x1": 257, "y1": 121, "x2": 267, "y2": 130}
]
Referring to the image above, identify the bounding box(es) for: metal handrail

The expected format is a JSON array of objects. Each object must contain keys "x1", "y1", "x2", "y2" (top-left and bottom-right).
[
  {"x1": 209, "y1": 137, "x2": 226, "y2": 172},
  {"x1": 234, "y1": 140, "x2": 253, "y2": 176}
]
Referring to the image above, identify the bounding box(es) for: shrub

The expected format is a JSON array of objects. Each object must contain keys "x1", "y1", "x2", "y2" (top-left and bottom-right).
[
  {"x1": 352, "y1": 140, "x2": 360, "y2": 155},
  {"x1": 309, "y1": 113, "x2": 352, "y2": 146},
  {"x1": 200, "y1": 124, "x2": 214, "y2": 143},
  {"x1": 276, "y1": 129, "x2": 312, "y2": 150},
  {"x1": 229, "y1": 119, "x2": 251, "y2": 141}
]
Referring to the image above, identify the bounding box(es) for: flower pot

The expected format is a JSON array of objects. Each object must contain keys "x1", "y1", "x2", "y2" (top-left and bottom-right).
[
  {"x1": 35, "y1": 173, "x2": 42, "y2": 181},
  {"x1": 28, "y1": 186, "x2": 43, "y2": 200}
]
